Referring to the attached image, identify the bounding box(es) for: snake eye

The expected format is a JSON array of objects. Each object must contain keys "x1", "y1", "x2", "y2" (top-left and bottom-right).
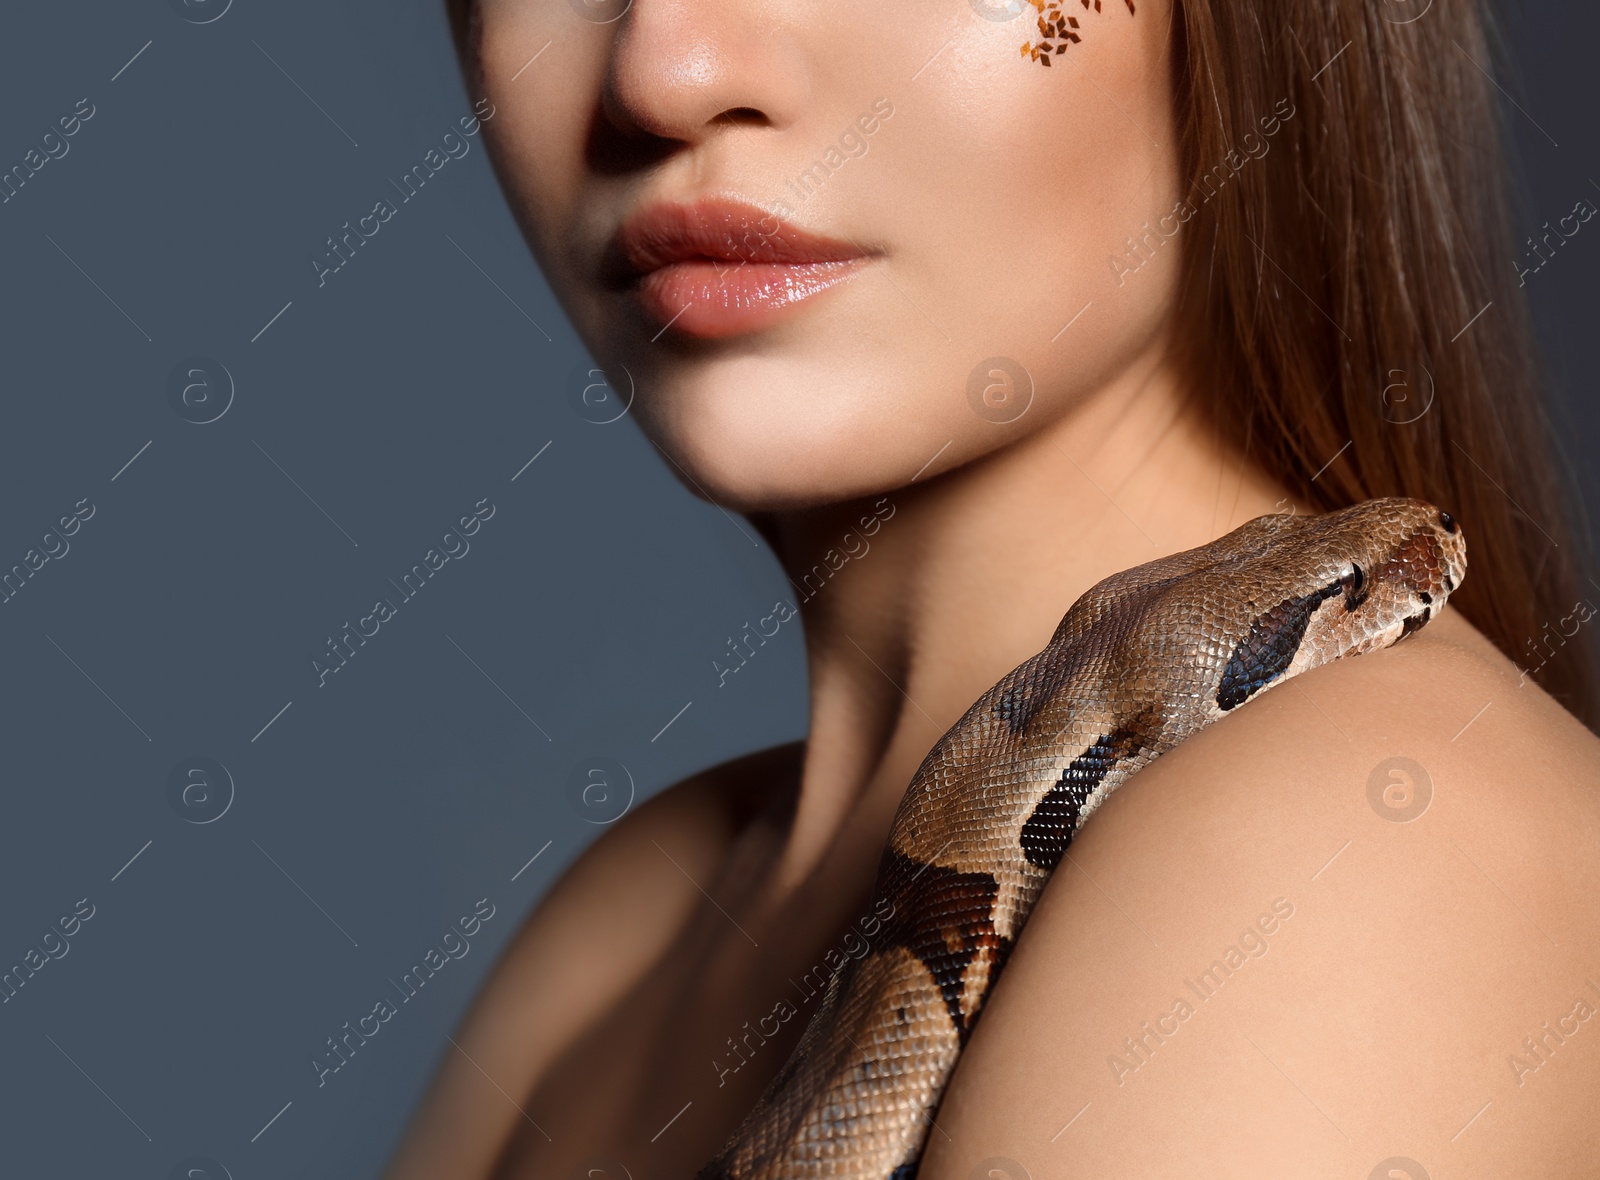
[
  {"x1": 1440, "y1": 510, "x2": 1458, "y2": 535},
  {"x1": 1341, "y1": 563, "x2": 1368, "y2": 610}
]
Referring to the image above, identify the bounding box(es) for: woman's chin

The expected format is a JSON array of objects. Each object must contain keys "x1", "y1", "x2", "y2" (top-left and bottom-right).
[
  {"x1": 637, "y1": 404, "x2": 942, "y2": 515},
  {"x1": 621, "y1": 361, "x2": 925, "y2": 512},
  {"x1": 645, "y1": 429, "x2": 900, "y2": 514}
]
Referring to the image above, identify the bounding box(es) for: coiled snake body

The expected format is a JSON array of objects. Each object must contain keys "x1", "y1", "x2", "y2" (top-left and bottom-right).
[{"x1": 698, "y1": 498, "x2": 1466, "y2": 1180}]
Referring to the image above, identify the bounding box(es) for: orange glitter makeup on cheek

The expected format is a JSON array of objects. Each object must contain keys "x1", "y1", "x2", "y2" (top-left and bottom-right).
[{"x1": 1022, "y1": 0, "x2": 1135, "y2": 66}]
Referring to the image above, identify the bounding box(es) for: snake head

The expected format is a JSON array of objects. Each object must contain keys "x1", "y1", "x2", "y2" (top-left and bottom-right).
[
  {"x1": 1214, "y1": 499, "x2": 1466, "y2": 712},
  {"x1": 1317, "y1": 497, "x2": 1467, "y2": 653}
]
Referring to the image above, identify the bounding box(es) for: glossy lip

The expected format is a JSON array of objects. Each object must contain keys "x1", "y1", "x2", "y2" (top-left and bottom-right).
[{"x1": 610, "y1": 197, "x2": 878, "y2": 339}]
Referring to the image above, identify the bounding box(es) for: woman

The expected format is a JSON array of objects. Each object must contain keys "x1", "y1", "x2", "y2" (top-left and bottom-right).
[{"x1": 386, "y1": 0, "x2": 1600, "y2": 1176}]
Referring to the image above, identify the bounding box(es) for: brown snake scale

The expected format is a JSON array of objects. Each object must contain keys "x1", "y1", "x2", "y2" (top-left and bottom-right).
[{"x1": 696, "y1": 498, "x2": 1466, "y2": 1180}]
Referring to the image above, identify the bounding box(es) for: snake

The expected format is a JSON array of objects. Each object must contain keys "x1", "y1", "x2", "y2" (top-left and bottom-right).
[{"x1": 696, "y1": 497, "x2": 1466, "y2": 1180}]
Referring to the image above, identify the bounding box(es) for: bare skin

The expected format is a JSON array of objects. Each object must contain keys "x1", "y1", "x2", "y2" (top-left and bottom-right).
[
  {"x1": 382, "y1": 1, "x2": 1600, "y2": 1176},
  {"x1": 381, "y1": 366, "x2": 1600, "y2": 1180}
]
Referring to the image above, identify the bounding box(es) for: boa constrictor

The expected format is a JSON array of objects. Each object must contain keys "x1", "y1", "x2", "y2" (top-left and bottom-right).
[{"x1": 697, "y1": 498, "x2": 1466, "y2": 1180}]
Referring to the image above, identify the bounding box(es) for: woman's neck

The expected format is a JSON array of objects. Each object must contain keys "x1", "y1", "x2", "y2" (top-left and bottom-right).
[{"x1": 757, "y1": 351, "x2": 1297, "y2": 896}]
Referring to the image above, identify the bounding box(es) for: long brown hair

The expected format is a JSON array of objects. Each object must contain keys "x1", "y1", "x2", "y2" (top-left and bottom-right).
[
  {"x1": 1171, "y1": 0, "x2": 1596, "y2": 726},
  {"x1": 443, "y1": 0, "x2": 1595, "y2": 724}
]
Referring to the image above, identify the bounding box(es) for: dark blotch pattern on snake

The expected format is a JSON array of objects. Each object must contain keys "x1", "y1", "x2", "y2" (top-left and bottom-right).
[{"x1": 696, "y1": 499, "x2": 1466, "y2": 1180}]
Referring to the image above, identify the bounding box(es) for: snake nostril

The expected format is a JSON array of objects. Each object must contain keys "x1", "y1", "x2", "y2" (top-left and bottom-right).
[{"x1": 1440, "y1": 510, "x2": 1458, "y2": 535}]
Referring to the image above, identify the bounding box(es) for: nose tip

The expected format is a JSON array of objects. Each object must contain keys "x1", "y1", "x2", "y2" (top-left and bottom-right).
[{"x1": 602, "y1": 0, "x2": 808, "y2": 145}]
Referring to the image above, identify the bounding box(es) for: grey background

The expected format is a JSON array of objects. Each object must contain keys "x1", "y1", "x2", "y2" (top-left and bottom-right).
[{"x1": 0, "y1": 2, "x2": 1590, "y2": 1179}]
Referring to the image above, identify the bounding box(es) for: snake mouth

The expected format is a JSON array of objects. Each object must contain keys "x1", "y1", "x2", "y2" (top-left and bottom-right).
[
  {"x1": 1392, "y1": 553, "x2": 1456, "y2": 644},
  {"x1": 1359, "y1": 508, "x2": 1466, "y2": 646},
  {"x1": 1395, "y1": 601, "x2": 1433, "y2": 643}
]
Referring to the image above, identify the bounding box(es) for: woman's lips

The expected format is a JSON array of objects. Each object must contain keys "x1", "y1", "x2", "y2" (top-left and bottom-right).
[
  {"x1": 636, "y1": 258, "x2": 869, "y2": 338},
  {"x1": 613, "y1": 198, "x2": 876, "y2": 339}
]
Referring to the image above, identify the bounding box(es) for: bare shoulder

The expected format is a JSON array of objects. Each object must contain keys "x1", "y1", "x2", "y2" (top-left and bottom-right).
[
  {"x1": 380, "y1": 742, "x2": 800, "y2": 1180},
  {"x1": 526, "y1": 739, "x2": 802, "y2": 941},
  {"x1": 923, "y1": 611, "x2": 1600, "y2": 1179},
  {"x1": 457, "y1": 739, "x2": 802, "y2": 1062}
]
